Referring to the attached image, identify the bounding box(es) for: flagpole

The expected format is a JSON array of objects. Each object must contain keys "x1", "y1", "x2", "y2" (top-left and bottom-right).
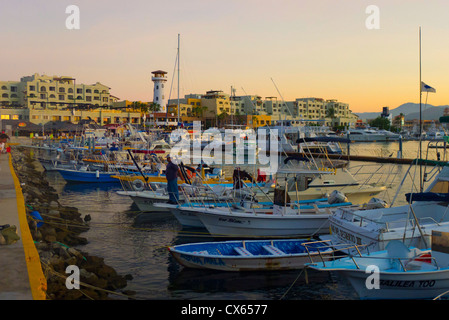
[{"x1": 419, "y1": 26, "x2": 423, "y2": 192}]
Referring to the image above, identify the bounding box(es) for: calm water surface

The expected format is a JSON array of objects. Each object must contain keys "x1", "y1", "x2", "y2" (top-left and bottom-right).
[{"x1": 44, "y1": 141, "x2": 444, "y2": 300}]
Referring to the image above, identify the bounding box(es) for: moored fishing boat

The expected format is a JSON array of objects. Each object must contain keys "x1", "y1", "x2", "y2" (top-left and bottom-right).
[
  {"x1": 322, "y1": 164, "x2": 449, "y2": 254},
  {"x1": 156, "y1": 196, "x2": 357, "y2": 229},
  {"x1": 168, "y1": 239, "x2": 334, "y2": 271},
  {"x1": 308, "y1": 232, "x2": 449, "y2": 300},
  {"x1": 56, "y1": 166, "x2": 120, "y2": 183}
]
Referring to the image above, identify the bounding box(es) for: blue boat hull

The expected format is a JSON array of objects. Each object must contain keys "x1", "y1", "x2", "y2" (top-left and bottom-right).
[
  {"x1": 168, "y1": 239, "x2": 334, "y2": 271},
  {"x1": 57, "y1": 169, "x2": 119, "y2": 183}
]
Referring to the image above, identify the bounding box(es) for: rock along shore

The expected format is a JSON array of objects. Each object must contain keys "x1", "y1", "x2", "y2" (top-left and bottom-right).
[{"x1": 10, "y1": 146, "x2": 134, "y2": 300}]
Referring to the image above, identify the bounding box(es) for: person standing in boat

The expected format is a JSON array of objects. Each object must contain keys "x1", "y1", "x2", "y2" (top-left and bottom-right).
[{"x1": 165, "y1": 155, "x2": 184, "y2": 204}]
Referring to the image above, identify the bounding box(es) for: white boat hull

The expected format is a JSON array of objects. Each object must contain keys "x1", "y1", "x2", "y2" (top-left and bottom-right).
[
  {"x1": 341, "y1": 268, "x2": 449, "y2": 299},
  {"x1": 117, "y1": 190, "x2": 171, "y2": 212},
  {"x1": 193, "y1": 208, "x2": 331, "y2": 238},
  {"x1": 171, "y1": 207, "x2": 205, "y2": 228}
]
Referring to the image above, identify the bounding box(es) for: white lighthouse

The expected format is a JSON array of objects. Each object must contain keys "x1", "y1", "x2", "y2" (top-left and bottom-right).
[{"x1": 151, "y1": 70, "x2": 168, "y2": 112}]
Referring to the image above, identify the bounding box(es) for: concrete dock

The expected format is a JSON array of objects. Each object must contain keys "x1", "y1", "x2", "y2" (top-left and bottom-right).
[{"x1": 0, "y1": 150, "x2": 46, "y2": 300}]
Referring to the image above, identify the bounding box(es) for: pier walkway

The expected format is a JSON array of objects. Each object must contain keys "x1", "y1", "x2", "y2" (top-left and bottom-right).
[{"x1": 0, "y1": 150, "x2": 46, "y2": 300}]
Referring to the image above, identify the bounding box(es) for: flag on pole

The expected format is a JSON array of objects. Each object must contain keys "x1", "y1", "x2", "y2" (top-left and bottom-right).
[{"x1": 421, "y1": 82, "x2": 436, "y2": 93}]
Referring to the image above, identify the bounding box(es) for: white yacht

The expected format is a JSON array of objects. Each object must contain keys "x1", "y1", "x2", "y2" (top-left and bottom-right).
[{"x1": 344, "y1": 128, "x2": 401, "y2": 142}]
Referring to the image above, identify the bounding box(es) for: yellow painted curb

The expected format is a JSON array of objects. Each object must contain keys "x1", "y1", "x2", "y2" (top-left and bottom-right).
[{"x1": 8, "y1": 153, "x2": 47, "y2": 300}]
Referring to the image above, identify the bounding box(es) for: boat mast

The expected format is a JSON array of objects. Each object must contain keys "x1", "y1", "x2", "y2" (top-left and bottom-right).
[
  {"x1": 177, "y1": 33, "x2": 180, "y2": 125},
  {"x1": 419, "y1": 26, "x2": 423, "y2": 192}
]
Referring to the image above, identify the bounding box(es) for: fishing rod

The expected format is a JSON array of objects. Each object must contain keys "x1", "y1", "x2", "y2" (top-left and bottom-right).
[{"x1": 127, "y1": 149, "x2": 152, "y2": 190}]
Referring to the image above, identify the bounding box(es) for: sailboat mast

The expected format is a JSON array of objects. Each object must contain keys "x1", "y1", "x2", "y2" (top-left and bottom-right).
[
  {"x1": 419, "y1": 27, "x2": 423, "y2": 192},
  {"x1": 177, "y1": 33, "x2": 180, "y2": 124}
]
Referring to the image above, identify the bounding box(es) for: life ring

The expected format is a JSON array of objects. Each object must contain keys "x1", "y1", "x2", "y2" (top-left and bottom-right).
[{"x1": 132, "y1": 179, "x2": 145, "y2": 191}]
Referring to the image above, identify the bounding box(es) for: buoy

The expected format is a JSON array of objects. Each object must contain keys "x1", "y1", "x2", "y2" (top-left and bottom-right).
[
  {"x1": 30, "y1": 211, "x2": 44, "y2": 227},
  {"x1": 132, "y1": 179, "x2": 145, "y2": 191}
]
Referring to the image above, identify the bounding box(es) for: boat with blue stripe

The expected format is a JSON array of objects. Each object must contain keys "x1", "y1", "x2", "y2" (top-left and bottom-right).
[{"x1": 168, "y1": 239, "x2": 334, "y2": 271}]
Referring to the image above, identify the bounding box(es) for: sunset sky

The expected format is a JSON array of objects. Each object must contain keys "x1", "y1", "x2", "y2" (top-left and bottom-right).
[{"x1": 1, "y1": 0, "x2": 449, "y2": 113}]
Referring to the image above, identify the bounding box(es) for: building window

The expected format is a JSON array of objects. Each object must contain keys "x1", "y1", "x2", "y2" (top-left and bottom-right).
[
  {"x1": 1, "y1": 86, "x2": 7, "y2": 90},
  {"x1": 10, "y1": 86, "x2": 17, "y2": 92},
  {"x1": 40, "y1": 86, "x2": 46, "y2": 92},
  {"x1": 59, "y1": 95, "x2": 65, "y2": 100},
  {"x1": 49, "y1": 94, "x2": 56, "y2": 99},
  {"x1": 49, "y1": 87, "x2": 55, "y2": 91},
  {"x1": 59, "y1": 88, "x2": 65, "y2": 93},
  {"x1": 86, "y1": 89, "x2": 91, "y2": 93},
  {"x1": 2, "y1": 93, "x2": 8, "y2": 98},
  {"x1": 77, "y1": 88, "x2": 82, "y2": 94},
  {"x1": 68, "y1": 88, "x2": 73, "y2": 93}
]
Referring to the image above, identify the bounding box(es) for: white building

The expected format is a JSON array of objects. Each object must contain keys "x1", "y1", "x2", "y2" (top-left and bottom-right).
[{"x1": 151, "y1": 70, "x2": 167, "y2": 112}]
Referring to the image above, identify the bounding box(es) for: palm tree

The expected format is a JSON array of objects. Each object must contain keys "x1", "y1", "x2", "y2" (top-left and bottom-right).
[
  {"x1": 217, "y1": 111, "x2": 228, "y2": 126},
  {"x1": 148, "y1": 102, "x2": 161, "y2": 112},
  {"x1": 326, "y1": 107, "x2": 336, "y2": 127}
]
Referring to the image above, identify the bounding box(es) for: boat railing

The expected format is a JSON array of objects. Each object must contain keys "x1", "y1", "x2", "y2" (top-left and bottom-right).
[
  {"x1": 337, "y1": 207, "x2": 433, "y2": 232},
  {"x1": 304, "y1": 240, "x2": 441, "y2": 272},
  {"x1": 344, "y1": 253, "x2": 440, "y2": 272},
  {"x1": 349, "y1": 163, "x2": 395, "y2": 190},
  {"x1": 302, "y1": 240, "x2": 367, "y2": 267},
  {"x1": 177, "y1": 179, "x2": 236, "y2": 210}
]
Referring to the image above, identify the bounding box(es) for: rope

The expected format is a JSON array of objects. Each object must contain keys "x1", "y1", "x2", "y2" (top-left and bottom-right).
[{"x1": 279, "y1": 267, "x2": 306, "y2": 300}]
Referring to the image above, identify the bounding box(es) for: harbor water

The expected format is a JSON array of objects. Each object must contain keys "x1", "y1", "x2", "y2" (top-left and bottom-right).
[{"x1": 43, "y1": 140, "x2": 446, "y2": 300}]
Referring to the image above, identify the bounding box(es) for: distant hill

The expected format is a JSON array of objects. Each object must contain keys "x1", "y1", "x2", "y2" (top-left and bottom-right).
[{"x1": 355, "y1": 103, "x2": 449, "y2": 121}]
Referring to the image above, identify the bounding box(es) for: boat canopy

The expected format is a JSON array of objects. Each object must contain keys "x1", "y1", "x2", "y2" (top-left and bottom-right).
[{"x1": 405, "y1": 192, "x2": 449, "y2": 202}]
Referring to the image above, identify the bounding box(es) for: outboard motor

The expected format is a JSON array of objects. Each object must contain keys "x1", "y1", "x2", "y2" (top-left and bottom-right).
[
  {"x1": 364, "y1": 197, "x2": 388, "y2": 209},
  {"x1": 328, "y1": 190, "x2": 348, "y2": 204}
]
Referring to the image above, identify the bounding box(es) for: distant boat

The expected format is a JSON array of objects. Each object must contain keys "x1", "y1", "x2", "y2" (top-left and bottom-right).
[
  {"x1": 344, "y1": 128, "x2": 401, "y2": 142},
  {"x1": 297, "y1": 136, "x2": 348, "y2": 155},
  {"x1": 169, "y1": 239, "x2": 334, "y2": 271}
]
